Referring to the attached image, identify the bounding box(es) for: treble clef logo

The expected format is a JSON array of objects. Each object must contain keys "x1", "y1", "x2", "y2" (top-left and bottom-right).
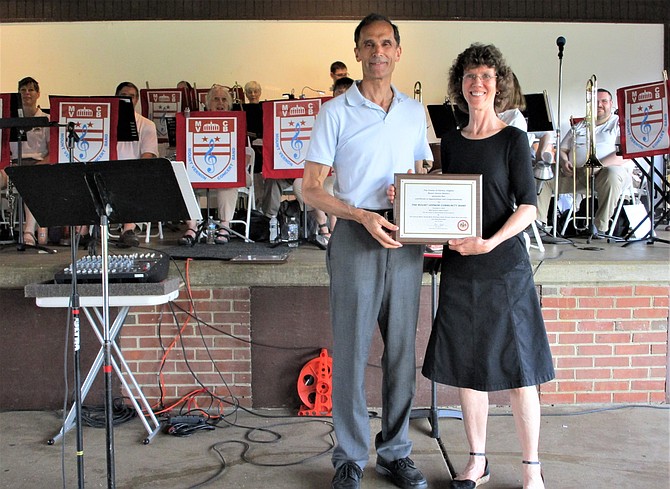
[
  {"x1": 290, "y1": 122, "x2": 303, "y2": 159},
  {"x1": 77, "y1": 125, "x2": 89, "y2": 159},
  {"x1": 640, "y1": 107, "x2": 652, "y2": 143},
  {"x1": 159, "y1": 112, "x2": 167, "y2": 136},
  {"x1": 204, "y1": 138, "x2": 217, "y2": 172}
]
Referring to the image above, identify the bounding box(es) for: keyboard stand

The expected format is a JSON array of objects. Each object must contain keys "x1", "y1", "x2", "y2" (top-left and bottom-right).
[{"x1": 25, "y1": 278, "x2": 180, "y2": 444}]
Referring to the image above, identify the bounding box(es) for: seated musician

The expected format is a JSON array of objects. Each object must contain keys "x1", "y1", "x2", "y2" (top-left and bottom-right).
[
  {"x1": 7, "y1": 77, "x2": 51, "y2": 246},
  {"x1": 179, "y1": 84, "x2": 242, "y2": 245},
  {"x1": 536, "y1": 88, "x2": 633, "y2": 235},
  {"x1": 115, "y1": 81, "x2": 160, "y2": 247}
]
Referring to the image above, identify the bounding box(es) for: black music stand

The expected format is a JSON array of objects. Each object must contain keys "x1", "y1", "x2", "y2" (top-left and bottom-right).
[
  {"x1": 0, "y1": 114, "x2": 55, "y2": 252},
  {"x1": 410, "y1": 252, "x2": 462, "y2": 480},
  {"x1": 623, "y1": 155, "x2": 670, "y2": 246},
  {"x1": 427, "y1": 103, "x2": 468, "y2": 138},
  {"x1": 523, "y1": 92, "x2": 555, "y2": 133},
  {"x1": 6, "y1": 158, "x2": 199, "y2": 489}
]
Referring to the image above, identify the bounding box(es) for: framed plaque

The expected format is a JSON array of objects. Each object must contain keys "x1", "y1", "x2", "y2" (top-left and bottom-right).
[{"x1": 393, "y1": 173, "x2": 482, "y2": 244}]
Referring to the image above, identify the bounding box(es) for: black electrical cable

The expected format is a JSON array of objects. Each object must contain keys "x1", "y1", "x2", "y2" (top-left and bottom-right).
[
  {"x1": 80, "y1": 397, "x2": 136, "y2": 427},
  {"x1": 166, "y1": 422, "x2": 215, "y2": 437},
  {"x1": 186, "y1": 419, "x2": 335, "y2": 489}
]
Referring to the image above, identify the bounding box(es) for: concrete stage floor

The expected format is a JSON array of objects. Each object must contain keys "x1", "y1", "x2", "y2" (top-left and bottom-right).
[
  {"x1": 0, "y1": 225, "x2": 668, "y2": 488},
  {"x1": 0, "y1": 405, "x2": 668, "y2": 488},
  {"x1": 0, "y1": 223, "x2": 669, "y2": 288}
]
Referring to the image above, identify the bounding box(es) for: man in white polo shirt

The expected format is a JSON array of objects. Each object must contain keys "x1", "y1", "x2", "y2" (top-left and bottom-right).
[{"x1": 303, "y1": 13, "x2": 432, "y2": 489}]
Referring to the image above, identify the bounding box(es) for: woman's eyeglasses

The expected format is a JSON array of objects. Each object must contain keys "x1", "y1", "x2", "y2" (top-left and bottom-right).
[{"x1": 463, "y1": 74, "x2": 497, "y2": 82}]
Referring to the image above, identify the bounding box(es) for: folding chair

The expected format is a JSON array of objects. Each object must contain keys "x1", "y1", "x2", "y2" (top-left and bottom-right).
[{"x1": 229, "y1": 139, "x2": 256, "y2": 240}]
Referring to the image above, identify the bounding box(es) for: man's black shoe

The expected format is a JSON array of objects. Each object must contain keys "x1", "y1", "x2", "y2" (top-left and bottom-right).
[
  {"x1": 375, "y1": 457, "x2": 427, "y2": 489},
  {"x1": 332, "y1": 461, "x2": 363, "y2": 489}
]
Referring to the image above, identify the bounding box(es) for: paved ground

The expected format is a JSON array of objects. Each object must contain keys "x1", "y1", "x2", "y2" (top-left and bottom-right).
[{"x1": 0, "y1": 404, "x2": 668, "y2": 488}]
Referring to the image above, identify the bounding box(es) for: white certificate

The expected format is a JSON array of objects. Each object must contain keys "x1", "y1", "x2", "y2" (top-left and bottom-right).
[{"x1": 394, "y1": 173, "x2": 482, "y2": 244}]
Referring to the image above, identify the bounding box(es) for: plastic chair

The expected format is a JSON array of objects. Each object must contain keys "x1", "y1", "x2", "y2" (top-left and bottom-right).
[
  {"x1": 229, "y1": 142, "x2": 256, "y2": 240},
  {"x1": 559, "y1": 180, "x2": 638, "y2": 237},
  {"x1": 607, "y1": 181, "x2": 639, "y2": 236},
  {"x1": 528, "y1": 220, "x2": 545, "y2": 252},
  {"x1": 143, "y1": 222, "x2": 164, "y2": 243}
]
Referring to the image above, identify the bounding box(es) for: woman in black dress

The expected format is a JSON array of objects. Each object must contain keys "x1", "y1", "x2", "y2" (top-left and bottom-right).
[{"x1": 421, "y1": 44, "x2": 554, "y2": 489}]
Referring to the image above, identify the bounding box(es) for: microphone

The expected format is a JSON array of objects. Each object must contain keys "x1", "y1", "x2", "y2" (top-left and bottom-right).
[
  {"x1": 556, "y1": 36, "x2": 566, "y2": 59},
  {"x1": 67, "y1": 121, "x2": 80, "y2": 142}
]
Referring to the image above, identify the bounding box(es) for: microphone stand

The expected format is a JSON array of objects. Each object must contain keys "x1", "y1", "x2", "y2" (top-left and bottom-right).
[
  {"x1": 14, "y1": 128, "x2": 27, "y2": 251},
  {"x1": 66, "y1": 124, "x2": 85, "y2": 489},
  {"x1": 552, "y1": 39, "x2": 565, "y2": 238}
]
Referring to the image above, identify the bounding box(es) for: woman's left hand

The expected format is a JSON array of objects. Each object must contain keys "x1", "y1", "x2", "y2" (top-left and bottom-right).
[{"x1": 447, "y1": 236, "x2": 492, "y2": 256}]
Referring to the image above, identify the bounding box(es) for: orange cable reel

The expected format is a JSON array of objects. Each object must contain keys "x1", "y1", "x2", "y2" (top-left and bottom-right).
[{"x1": 297, "y1": 348, "x2": 332, "y2": 416}]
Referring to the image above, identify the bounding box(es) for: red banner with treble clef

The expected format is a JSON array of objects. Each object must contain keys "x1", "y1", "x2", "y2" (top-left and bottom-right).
[
  {"x1": 49, "y1": 96, "x2": 119, "y2": 163},
  {"x1": 616, "y1": 80, "x2": 670, "y2": 158},
  {"x1": 175, "y1": 111, "x2": 247, "y2": 189},
  {"x1": 0, "y1": 93, "x2": 11, "y2": 169},
  {"x1": 140, "y1": 88, "x2": 187, "y2": 144},
  {"x1": 261, "y1": 97, "x2": 327, "y2": 179}
]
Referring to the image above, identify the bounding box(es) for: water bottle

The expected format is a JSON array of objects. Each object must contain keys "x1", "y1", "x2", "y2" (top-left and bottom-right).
[
  {"x1": 184, "y1": 106, "x2": 190, "y2": 118},
  {"x1": 269, "y1": 216, "x2": 278, "y2": 243},
  {"x1": 206, "y1": 219, "x2": 216, "y2": 245},
  {"x1": 287, "y1": 216, "x2": 299, "y2": 248}
]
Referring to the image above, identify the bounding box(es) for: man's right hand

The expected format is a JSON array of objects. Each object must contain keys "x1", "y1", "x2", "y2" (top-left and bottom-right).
[
  {"x1": 355, "y1": 208, "x2": 402, "y2": 249},
  {"x1": 560, "y1": 159, "x2": 574, "y2": 176}
]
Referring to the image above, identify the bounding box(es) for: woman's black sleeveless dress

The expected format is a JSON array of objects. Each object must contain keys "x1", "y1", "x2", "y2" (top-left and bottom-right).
[{"x1": 422, "y1": 126, "x2": 555, "y2": 391}]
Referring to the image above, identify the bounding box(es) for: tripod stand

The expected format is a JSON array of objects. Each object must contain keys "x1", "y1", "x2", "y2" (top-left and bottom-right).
[
  {"x1": 7, "y1": 158, "x2": 200, "y2": 489},
  {"x1": 410, "y1": 252, "x2": 462, "y2": 479},
  {"x1": 623, "y1": 155, "x2": 670, "y2": 246},
  {"x1": 190, "y1": 187, "x2": 251, "y2": 246}
]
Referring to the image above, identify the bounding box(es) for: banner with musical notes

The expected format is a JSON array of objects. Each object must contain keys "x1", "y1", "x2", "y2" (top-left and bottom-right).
[
  {"x1": 262, "y1": 98, "x2": 324, "y2": 179},
  {"x1": 0, "y1": 93, "x2": 10, "y2": 169},
  {"x1": 140, "y1": 88, "x2": 186, "y2": 144},
  {"x1": 195, "y1": 88, "x2": 209, "y2": 111},
  {"x1": 175, "y1": 111, "x2": 247, "y2": 189},
  {"x1": 49, "y1": 96, "x2": 119, "y2": 163},
  {"x1": 616, "y1": 80, "x2": 670, "y2": 158}
]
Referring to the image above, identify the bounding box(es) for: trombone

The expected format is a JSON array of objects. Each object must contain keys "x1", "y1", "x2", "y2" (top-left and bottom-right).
[
  {"x1": 413, "y1": 81, "x2": 422, "y2": 103},
  {"x1": 571, "y1": 74, "x2": 602, "y2": 235}
]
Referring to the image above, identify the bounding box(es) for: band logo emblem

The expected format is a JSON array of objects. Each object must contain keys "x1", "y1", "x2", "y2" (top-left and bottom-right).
[
  {"x1": 185, "y1": 117, "x2": 237, "y2": 183},
  {"x1": 58, "y1": 103, "x2": 110, "y2": 162},
  {"x1": 273, "y1": 100, "x2": 320, "y2": 168},
  {"x1": 618, "y1": 80, "x2": 670, "y2": 158},
  {"x1": 141, "y1": 89, "x2": 183, "y2": 143},
  {"x1": 626, "y1": 82, "x2": 667, "y2": 149}
]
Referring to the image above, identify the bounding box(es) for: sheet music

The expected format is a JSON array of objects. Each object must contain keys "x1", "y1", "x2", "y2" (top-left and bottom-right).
[{"x1": 171, "y1": 161, "x2": 201, "y2": 220}]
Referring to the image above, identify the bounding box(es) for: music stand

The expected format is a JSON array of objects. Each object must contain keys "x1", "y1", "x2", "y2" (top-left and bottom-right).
[
  {"x1": 0, "y1": 113, "x2": 55, "y2": 252},
  {"x1": 623, "y1": 155, "x2": 670, "y2": 246},
  {"x1": 115, "y1": 96, "x2": 140, "y2": 144},
  {"x1": 6, "y1": 158, "x2": 199, "y2": 489},
  {"x1": 427, "y1": 103, "x2": 468, "y2": 138},
  {"x1": 522, "y1": 92, "x2": 555, "y2": 133}
]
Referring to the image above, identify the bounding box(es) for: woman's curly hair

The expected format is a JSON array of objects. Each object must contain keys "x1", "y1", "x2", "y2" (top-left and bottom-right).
[{"x1": 448, "y1": 43, "x2": 513, "y2": 114}]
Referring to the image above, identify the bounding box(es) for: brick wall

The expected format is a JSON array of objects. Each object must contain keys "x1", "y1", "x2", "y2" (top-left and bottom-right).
[
  {"x1": 539, "y1": 285, "x2": 669, "y2": 404},
  {"x1": 119, "y1": 287, "x2": 253, "y2": 410},
  {"x1": 119, "y1": 284, "x2": 669, "y2": 409}
]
